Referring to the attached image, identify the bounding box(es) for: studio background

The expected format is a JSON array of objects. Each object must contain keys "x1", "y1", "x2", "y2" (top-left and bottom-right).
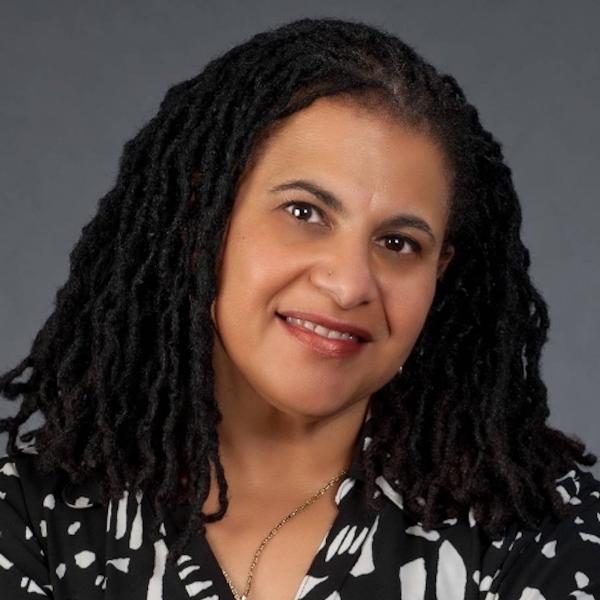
[{"x1": 1, "y1": 1, "x2": 598, "y2": 477}]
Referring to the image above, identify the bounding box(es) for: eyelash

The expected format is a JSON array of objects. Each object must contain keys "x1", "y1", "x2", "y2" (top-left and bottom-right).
[{"x1": 282, "y1": 201, "x2": 422, "y2": 255}]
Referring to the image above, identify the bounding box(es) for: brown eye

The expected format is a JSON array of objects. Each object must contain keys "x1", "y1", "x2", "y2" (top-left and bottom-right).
[
  {"x1": 282, "y1": 201, "x2": 421, "y2": 256},
  {"x1": 283, "y1": 201, "x2": 325, "y2": 224},
  {"x1": 379, "y1": 235, "x2": 421, "y2": 255}
]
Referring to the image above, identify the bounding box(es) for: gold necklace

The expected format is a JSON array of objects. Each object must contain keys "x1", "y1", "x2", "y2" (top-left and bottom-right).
[{"x1": 220, "y1": 468, "x2": 349, "y2": 600}]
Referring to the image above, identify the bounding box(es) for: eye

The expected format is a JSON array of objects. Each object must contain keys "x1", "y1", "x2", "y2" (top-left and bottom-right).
[
  {"x1": 282, "y1": 201, "x2": 325, "y2": 225},
  {"x1": 282, "y1": 200, "x2": 421, "y2": 256},
  {"x1": 376, "y1": 235, "x2": 422, "y2": 255}
]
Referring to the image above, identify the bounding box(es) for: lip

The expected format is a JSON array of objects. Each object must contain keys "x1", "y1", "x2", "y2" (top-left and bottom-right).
[
  {"x1": 276, "y1": 311, "x2": 373, "y2": 342},
  {"x1": 276, "y1": 314, "x2": 368, "y2": 358}
]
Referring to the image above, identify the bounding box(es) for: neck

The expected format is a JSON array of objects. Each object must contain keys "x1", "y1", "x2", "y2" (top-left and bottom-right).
[{"x1": 212, "y1": 353, "x2": 371, "y2": 495}]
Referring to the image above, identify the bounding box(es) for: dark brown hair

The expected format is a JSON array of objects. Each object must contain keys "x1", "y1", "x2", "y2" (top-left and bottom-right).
[{"x1": 1, "y1": 17, "x2": 595, "y2": 563}]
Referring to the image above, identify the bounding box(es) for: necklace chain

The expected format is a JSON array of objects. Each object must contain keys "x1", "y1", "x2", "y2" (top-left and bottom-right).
[{"x1": 219, "y1": 468, "x2": 349, "y2": 600}]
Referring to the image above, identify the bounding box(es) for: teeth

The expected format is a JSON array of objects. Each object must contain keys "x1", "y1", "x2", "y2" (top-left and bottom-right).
[{"x1": 285, "y1": 317, "x2": 359, "y2": 342}]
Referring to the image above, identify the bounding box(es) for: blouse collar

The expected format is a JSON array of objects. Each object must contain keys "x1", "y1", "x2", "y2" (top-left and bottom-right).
[{"x1": 336, "y1": 402, "x2": 464, "y2": 530}]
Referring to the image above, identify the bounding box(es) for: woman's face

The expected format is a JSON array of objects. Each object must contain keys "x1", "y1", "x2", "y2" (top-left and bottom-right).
[{"x1": 211, "y1": 96, "x2": 454, "y2": 419}]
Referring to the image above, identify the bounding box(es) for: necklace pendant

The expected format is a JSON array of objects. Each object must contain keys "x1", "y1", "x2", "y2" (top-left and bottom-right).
[{"x1": 241, "y1": 596, "x2": 248, "y2": 600}]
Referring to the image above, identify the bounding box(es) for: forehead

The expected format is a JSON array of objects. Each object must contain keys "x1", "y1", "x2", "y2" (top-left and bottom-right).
[{"x1": 234, "y1": 96, "x2": 452, "y2": 227}]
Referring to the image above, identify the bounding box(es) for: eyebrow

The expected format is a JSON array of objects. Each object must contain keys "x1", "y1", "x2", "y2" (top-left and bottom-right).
[{"x1": 269, "y1": 179, "x2": 436, "y2": 243}]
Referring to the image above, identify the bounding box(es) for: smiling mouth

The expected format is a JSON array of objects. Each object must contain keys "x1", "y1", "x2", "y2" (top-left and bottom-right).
[{"x1": 275, "y1": 312, "x2": 367, "y2": 344}]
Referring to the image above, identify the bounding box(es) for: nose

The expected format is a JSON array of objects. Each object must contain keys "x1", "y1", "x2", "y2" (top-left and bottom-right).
[{"x1": 309, "y1": 242, "x2": 379, "y2": 309}]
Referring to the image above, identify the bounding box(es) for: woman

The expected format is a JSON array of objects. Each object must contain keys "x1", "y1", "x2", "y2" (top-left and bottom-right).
[{"x1": 1, "y1": 16, "x2": 598, "y2": 600}]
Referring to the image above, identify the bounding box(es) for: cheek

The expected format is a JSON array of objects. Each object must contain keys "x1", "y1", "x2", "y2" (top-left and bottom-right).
[
  {"x1": 218, "y1": 220, "x2": 286, "y2": 310},
  {"x1": 385, "y1": 273, "x2": 438, "y2": 335}
]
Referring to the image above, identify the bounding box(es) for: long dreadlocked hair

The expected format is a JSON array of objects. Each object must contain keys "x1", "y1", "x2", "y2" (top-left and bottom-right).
[{"x1": 1, "y1": 16, "x2": 596, "y2": 563}]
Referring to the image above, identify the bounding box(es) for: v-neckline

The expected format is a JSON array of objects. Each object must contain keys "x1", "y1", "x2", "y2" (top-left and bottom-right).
[{"x1": 161, "y1": 476, "x2": 379, "y2": 600}]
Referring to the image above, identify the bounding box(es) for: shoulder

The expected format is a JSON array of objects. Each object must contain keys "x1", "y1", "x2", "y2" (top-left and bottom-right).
[
  {"x1": 495, "y1": 466, "x2": 600, "y2": 599},
  {"x1": 0, "y1": 451, "x2": 106, "y2": 542},
  {"x1": 1, "y1": 450, "x2": 103, "y2": 504},
  {"x1": 0, "y1": 451, "x2": 66, "y2": 509},
  {"x1": 0, "y1": 451, "x2": 53, "y2": 513},
  {"x1": 0, "y1": 452, "x2": 62, "y2": 596}
]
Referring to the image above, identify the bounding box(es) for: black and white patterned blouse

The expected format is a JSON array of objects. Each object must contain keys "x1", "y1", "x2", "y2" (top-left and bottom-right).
[{"x1": 1, "y1": 409, "x2": 599, "y2": 599}]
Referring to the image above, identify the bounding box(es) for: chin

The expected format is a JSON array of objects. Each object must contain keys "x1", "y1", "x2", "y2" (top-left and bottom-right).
[{"x1": 262, "y1": 389, "x2": 357, "y2": 421}]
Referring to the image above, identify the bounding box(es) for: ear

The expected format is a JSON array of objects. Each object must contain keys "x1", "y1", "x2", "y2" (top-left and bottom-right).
[{"x1": 437, "y1": 244, "x2": 455, "y2": 280}]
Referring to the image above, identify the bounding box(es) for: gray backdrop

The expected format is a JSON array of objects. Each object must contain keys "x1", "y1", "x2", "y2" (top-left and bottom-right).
[{"x1": 1, "y1": 1, "x2": 598, "y2": 477}]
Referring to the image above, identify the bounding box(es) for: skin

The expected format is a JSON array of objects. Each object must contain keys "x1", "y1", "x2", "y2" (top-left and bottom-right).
[{"x1": 208, "y1": 95, "x2": 455, "y2": 500}]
